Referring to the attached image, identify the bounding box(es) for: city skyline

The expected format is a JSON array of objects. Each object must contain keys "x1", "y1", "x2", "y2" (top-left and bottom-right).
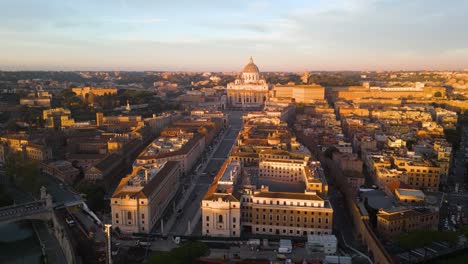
[{"x1": 1, "y1": 0, "x2": 468, "y2": 71}]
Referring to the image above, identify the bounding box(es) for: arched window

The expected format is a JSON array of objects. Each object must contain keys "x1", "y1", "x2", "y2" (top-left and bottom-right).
[
  {"x1": 127, "y1": 211, "x2": 132, "y2": 220},
  {"x1": 218, "y1": 215, "x2": 223, "y2": 223}
]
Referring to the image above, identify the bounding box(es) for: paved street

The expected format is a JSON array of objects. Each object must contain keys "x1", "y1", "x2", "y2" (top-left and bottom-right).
[
  {"x1": 33, "y1": 220, "x2": 68, "y2": 264},
  {"x1": 167, "y1": 111, "x2": 244, "y2": 235},
  {"x1": 444, "y1": 124, "x2": 468, "y2": 220},
  {"x1": 43, "y1": 176, "x2": 82, "y2": 205}
]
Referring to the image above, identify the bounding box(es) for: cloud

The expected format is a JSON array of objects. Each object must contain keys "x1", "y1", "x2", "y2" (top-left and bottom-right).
[
  {"x1": 247, "y1": 0, "x2": 269, "y2": 12},
  {"x1": 104, "y1": 17, "x2": 166, "y2": 24}
]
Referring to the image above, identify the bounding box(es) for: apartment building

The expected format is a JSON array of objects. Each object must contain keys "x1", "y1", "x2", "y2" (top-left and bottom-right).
[
  {"x1": 273, "y1": 84, "x2": 325, "y2": 102},
  {"x1": 393, "y1": 157, "x2": 441, "y2": 190},
  {"x1": 134, "y1": 132, "x2": 205, "y2": 175},
  {"x1": 241, "y1": 186, "x2": 333, "y2": 237},
  {"x1": 377, "y1": 207, "x2": 438, "y2": 239},
  {"x1": 111, "y1": 161, "x2": 180, "y2": 234},
  {"x1": 43, "y1": 108, "x2": 75, "y2": 129},
  {"x1": 258, "y1": 150, "x2": 309, "y2": 182}
]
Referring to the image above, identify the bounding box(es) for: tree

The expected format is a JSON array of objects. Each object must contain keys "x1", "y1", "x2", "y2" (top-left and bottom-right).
[
  {"x1": 0, "y1": 185, "x2": 13, "y2": 207},
  {"x1": 75, "y1": 181, "x2": 107, "y2": 212},
  {"x1": 397, "y1": 230, "x2": 459, "y2": 250},
  {"x1": 5, "y1": 152, "x2": 42, "y2": 195}
]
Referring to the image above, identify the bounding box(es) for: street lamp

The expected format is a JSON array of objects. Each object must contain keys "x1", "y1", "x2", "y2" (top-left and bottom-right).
[{"x1": 104, "y1": 224, "x2": 113, "y2": 264}]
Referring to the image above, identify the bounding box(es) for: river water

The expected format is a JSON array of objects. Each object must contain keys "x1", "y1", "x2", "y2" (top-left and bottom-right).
[{"x1": 0, "y1": 221, "x2": 42, "y2": 264}]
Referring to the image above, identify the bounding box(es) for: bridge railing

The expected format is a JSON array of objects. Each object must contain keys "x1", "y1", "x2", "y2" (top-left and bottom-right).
[
  {"x1": 0, "y1": 200, "x2": 49, "y2": 221},
  {"x1": 0, "y1": 200, "x2": 45, "y2": 211}
]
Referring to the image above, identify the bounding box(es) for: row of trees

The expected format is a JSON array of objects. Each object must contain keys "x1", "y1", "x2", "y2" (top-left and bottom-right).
[
  {"x1": 0, "y1": 185, "x2": 13, "y2": 206},
  {"x1": 397, "y1": 229, "x2": 459, "y2": 250},
  {"x1": 145, "y1": 241, "x2": 209, "y2": 264},
  {"x1": 59, "y1": 88, "x2": 178, "y2": 120},
  {"x1": 4, "y1": 152, "x2": 43, "y2": 196}
]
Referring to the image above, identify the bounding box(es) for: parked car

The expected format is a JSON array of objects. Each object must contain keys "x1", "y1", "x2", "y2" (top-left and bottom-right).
[{"x1": 65, "y1": 217, "x2": 75, "y2": 226}]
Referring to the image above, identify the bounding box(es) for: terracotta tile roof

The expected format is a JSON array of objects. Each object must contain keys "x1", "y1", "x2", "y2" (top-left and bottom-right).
[
  {"x1": 254, "y1": 191, "x2": 323, "y2": 201},
  {"x1": 386, "y1": 180, "x2": 411, "y2": 194}
]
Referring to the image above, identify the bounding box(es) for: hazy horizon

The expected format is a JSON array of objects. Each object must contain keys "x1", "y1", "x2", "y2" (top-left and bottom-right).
[{"x1": 1, "y1": 0, "x2": 467, "y2": 71}]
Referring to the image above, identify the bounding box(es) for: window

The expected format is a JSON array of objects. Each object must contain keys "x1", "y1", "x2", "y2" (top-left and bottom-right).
[
  {"x1": 115, "y1": 213, "x2": 119, "y2": 218},
  {"x1": 218, "y1": 215, "x2": 223, "y2": 223},
  {"x1": 141, "y1": 214, "x2": 145, "y2": 219},
  {"x1": 206, "y1": 216, "x2": 209, "y2": 221},
  {"x1": 233, "y1": 217, "x2": 236, "y2": 223},
  {"x1": 127, "y1": 212, "x2": 132, "y2": 220}
]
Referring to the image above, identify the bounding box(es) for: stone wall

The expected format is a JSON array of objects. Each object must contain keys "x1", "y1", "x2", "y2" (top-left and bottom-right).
[{"x1": 51, "y1": 212, "x2": 81, "y2": 264}]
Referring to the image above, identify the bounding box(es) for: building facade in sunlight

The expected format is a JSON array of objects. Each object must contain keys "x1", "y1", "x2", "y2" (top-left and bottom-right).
[
  {"x1": 111, "y1": 161, "x2": 180, "y2": 234},
  {"x1": 227, "y1": 57, "x2": 271, "y2": 110}
]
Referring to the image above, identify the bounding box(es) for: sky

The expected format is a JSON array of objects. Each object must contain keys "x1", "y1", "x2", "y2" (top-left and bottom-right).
[{"x1": 0, "y1": 0, "x2": 467, "y2": 71}]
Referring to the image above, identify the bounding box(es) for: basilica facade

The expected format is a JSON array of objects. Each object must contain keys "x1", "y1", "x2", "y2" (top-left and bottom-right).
[{"x1": 227, "y1": 57, "x2": 271, "y2": 110}]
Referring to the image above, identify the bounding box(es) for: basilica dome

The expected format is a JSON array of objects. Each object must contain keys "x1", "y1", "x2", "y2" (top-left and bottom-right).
[{"x1": 243, "y1": 56, "x2": 260, "y2": 73}]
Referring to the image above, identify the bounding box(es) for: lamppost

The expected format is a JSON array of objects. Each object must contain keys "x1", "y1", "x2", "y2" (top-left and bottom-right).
[{"x1": 104, "y1": 224, "x2": 112, "y2": 264}]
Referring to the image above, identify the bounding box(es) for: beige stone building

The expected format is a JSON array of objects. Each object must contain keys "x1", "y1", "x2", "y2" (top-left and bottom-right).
[
  {"x1": 393, "y1": 157, "x2": 441, "y2": 191},
  {"x1": 258, "y1": 150, "x2": 309, "y2": 183},
  {"x1": 202, "y1": 192, "x2": 241, "y2": 237},
  {"x1": 273, "y1": 84, "x2": 325, "y2": 103},
  {"x1": 377, "y1": 207, "x2": 438, "y2": 239},
  {"x1": 0, "y1": 135, "x2": 52, "y2": 162},
  {"x1": 335, "y1": 84, "x2": 446, "y2": 100},
  {"x1": 43, "y1": 108, "x2": 75, "y2": 129},
  {"x1": 134, "y1": 132, "x2": 205, "y2": 176},
  {"x1": 241, "y1": 186, "x2": 333, "y2": 237},
  {"x1": 111, "y1": 161, "x2": 180, "y2": 234},
  {"x1": 202, "y1": 160, "x2": 242, "y2": 237},
  {"x1": 72, "y1": 87, "x2": 117, "y2": 100}
]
